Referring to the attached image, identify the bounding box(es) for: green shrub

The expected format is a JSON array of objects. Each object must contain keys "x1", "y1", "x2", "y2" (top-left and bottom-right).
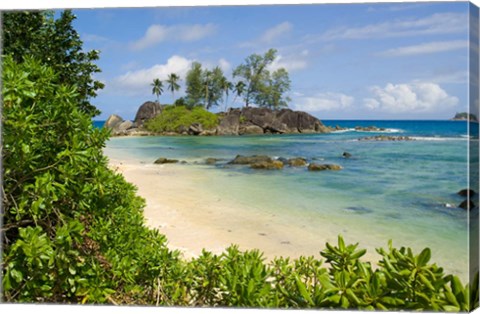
[{"x1": 144, "y1": 105, "x2": 218, "y2": 133}]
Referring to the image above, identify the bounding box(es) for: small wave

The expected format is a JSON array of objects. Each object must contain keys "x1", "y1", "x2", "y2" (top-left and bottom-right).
[
  {"x1": 410, "y1": 136, "x2": 467, "y2": 141},
  {"x1": 332, "y1": 128, "x2": 404, "y2": 134}
]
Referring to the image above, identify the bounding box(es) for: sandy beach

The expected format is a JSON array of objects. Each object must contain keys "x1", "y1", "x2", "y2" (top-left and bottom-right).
[{"x1": 105, "y1": 154, "x2": 398, "y2": 265}]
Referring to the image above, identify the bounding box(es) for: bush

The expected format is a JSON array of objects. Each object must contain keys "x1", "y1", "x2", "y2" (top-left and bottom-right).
[{"x1": 144, "y1": 105, "x2": 219, "y2": 133}]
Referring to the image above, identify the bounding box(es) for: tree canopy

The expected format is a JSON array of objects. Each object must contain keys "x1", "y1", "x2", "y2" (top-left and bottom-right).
[
  {"x1": 2, "y1": 10, "x2": 104, "y2": 117},
  {"x1": 232, "y1": 48, "x2": 290, "y2": 109}
]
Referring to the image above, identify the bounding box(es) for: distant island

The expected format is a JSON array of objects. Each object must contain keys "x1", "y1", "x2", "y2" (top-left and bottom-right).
[{"x1": 451, "y1": 112, "x2": 478, "y2": 122}]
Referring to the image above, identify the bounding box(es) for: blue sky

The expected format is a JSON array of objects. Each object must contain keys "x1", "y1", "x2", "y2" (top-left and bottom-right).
[{"x1": 70, "y1": 2, "x2": 473, "y2": 120}]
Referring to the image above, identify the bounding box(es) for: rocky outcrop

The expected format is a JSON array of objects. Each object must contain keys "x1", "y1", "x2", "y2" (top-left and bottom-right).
[
  {"x1": 104, "y1": 114, "x2": 140, "y2": 136},
  {"x1": 188, "y1": 123, "x2": 203, "y2": 135},
  {"x1": 134, "y1": 101, "x2": 163, "y2": 126},
  {"x1": 308, "y1": 163, "x2": 343, "y2": 171},
  {"x1": 217, "y1": 107, "x2": 331, "y2": 136},
  {"x1": 104, "y1": 114, "x2": 124, "y2": 129},
  {"x1": 355, "y1": 126, "x2": 386, "y2": 132}
]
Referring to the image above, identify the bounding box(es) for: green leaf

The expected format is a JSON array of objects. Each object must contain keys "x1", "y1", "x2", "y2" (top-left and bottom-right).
[
  {"x1": 416, "y1": 248, "x2": 431, "y2": 267},
  {"x1": 295, "y1": 275, "x2": 313, "y2": 306}
]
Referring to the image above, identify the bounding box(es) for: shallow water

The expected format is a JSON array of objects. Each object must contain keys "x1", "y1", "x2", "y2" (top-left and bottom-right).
[{"x1": 105, "y1": 120, "x2": 474, "y2": 279}]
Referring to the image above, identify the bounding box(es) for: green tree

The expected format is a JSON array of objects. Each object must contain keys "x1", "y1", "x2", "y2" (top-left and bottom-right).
[
  {"x1": 231, "y1": 81, "x2": 246, "y2": 107},
  {"x1": 233, "y1": 48, "x2": 277, "y2": 107},
  {"x1": 2, "y1": 10, "x2": 104, "y2": 117},
  {"x1": 220, "y1": 77, "x2": 234, "y2": 112},
  {"x1": 151, "y1": 78, "x2": 164, "y2": 103},
  {"x1": 185, "y1": 62, "x2": 204, "y2": 108},
  {"x1": 256, "y1": 68, "x2": 291, "y2": 109},
  {"x1": 203, "y1": 66, "x2": 226, "y2": 110},
  {"x1": 166, "y1": 73, "x2": 181, "y2": 102}
]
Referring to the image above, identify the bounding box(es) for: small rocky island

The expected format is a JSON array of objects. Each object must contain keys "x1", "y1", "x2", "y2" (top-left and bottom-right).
[
  {"x1": 451, "y1": 112, "x2": 478, "y2": 122},
  {"x1": 104, "y1": 101, "x2": 333, "y2": 136}
]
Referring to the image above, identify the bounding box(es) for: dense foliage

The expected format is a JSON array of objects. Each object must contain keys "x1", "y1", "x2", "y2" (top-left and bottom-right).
[
  {"x1": 2, "y1": 10, "x2": 104, "y2": 117},
  {"x1": 144, "y1": 105, "x2": 219, "y2": 133}
]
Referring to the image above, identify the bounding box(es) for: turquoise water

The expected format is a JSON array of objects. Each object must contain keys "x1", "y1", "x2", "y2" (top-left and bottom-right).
[{"x1": 104, "y1": 120, "x2": 477, "y2": 278}]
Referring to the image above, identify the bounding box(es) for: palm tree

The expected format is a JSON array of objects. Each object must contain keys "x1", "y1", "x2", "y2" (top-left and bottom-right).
[
  {"x1": 232, "y1": 81, "x2": 246, "y2": 107},
  {"x1": 221, "y1": 77, "x2": 233, "y2": 112},
  {"x1": 166, "y1": 73, "x2": 181, "y2": 103},
  {"x1": 151, "y1": 78, "x2": 164, "y2": 103}
]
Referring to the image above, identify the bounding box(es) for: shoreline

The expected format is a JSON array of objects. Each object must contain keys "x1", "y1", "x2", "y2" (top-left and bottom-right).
[{"x1": 104, "y1": 147, "x2": 468, "y2": 282}]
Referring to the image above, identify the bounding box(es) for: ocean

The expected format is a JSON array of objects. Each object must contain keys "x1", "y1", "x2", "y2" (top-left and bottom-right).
[{"x1": 99, "y1": 119, "x2": 478, "y2": 279}]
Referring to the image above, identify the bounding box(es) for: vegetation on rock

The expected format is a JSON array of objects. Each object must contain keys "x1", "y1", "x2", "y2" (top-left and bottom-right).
[{"x1": 144, "y1": 105, "x2": 219, "y2": 133}]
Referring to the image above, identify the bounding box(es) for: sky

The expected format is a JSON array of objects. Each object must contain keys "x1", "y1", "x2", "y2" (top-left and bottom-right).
[{"x1": 66, "y1": 1, "x2": 475, "y2": 120}]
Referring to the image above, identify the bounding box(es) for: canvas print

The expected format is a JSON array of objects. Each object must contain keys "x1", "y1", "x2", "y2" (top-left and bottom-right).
[{"x1": 1, "y1": 1, "x2": 479, "y2": 312}]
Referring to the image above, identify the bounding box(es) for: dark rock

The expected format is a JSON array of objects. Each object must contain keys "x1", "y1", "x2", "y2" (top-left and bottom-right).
[
  {"x1": 217, "y1": 107, "x2": 330, "y2": 135},
  {"x1": 458, "y1": 189, "x2": 476, "y2": 197},
  {"x1": 154, "y1": 157, "x2": 179, "y2": 164},
  {"x1": 104, "y1": 114, "x2": 124, "y2": 129},
  {"x1": 342, "y1": 152, "x2": 352, "y2": 158},
  {"x1": 217, "y1": 109, "x2": 241, "y2": 135},
  {"x1": 188, "y1": 123, "x2": 203, "y2": 135},
  {"x1": 287, "y1": 157, "x2": 307, "y2": 167},
  {"x1": 459, "y1": 199, "x2": 475, "y2": 210},
  {"x1": 250, "y1": 160, "x2": 284, "y2": 170},
  {"x1": 308, "y1": 163, "x2": 343, "y2": 171},
  {"x1": 134, "y1": 101, "x2": 162, "y2": 126},
  {"x1": 228, "y1": 155, "x2": 272, "y2": 165}
]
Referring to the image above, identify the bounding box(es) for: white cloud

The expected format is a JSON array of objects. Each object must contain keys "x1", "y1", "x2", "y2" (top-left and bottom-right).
[
  {"x1": 364, "y1": 82, "x2": 458, "y2": 113},
  {"x1": 218, "y1": 58, "x2": 231, "y2": 72},
  {"x1": 130, "y1": 23, "x2": 216, "y2": 50},
  {"x1": 268, "y1": 53, "x2": 308, "y2": 72},
  {"x1": 260, "y1": 22, "x2": 293, "y2": 44},
  {"x1": 379, "y1": 40, "x2": 468, "y2": 57},
  {"x1": 112, "y1": 55, "x2": 232, "y2": 95},
  {"x1": 294, "y1": 92, "x2": 354, "y2": 112},
  {"x1": 115, "y1": 55, "x2": 193, "y2": 91},
  {"x1": 318, "y1": 12, "x2": 467, "y2": 41}
]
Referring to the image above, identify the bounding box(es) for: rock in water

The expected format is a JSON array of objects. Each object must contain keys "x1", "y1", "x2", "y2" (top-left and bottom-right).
[
  {"x1": 459, "y1": 199, "x2": 475, "y2": 210},
  {"x1": 287, "y1": 157, "x2": 307, "y2": 167},
  {"x1": 228, "y1": 155, "x2": 272, "y2": 165},
  {"x1": 342, "y1": 152, "x2": 352, "y2": 158},
  {"x1": 308, "y1": 163, "x2": 343, "y2": 171},
  {"x1": 250, "y1": 160, "x2": 284, "y2": 170},
  {"x1": 457, "y1": 189, "x2": 476, "y2": 197},
  {"x1": 154, "y1": 157, "x2": 179, "y2": 164},
  {"x1": 134, "y1": 101, "x2": 162, "y2": 126}
]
